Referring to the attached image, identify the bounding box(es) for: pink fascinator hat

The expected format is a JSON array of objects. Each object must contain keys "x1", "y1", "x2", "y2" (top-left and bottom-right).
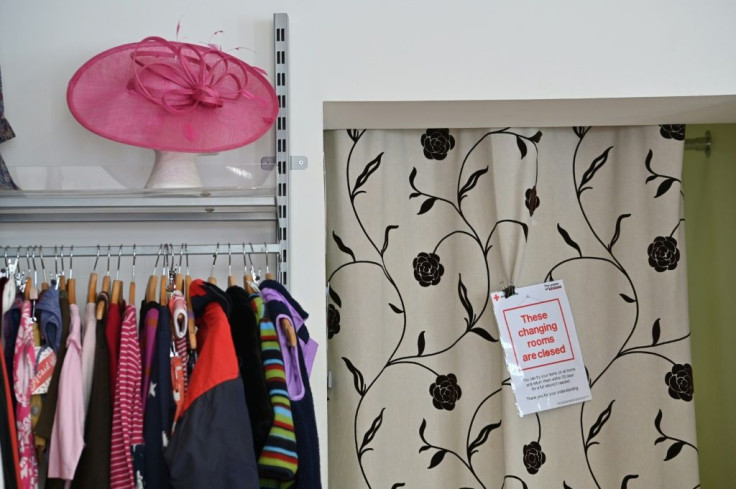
[{"x1": 67, "y1": 36, "x2": 278, "y2": 188}]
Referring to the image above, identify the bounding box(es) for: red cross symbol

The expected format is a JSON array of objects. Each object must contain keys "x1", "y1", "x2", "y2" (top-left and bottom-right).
[{"x1": 493, "y1": 294, "x2": 500, "y2": 301}]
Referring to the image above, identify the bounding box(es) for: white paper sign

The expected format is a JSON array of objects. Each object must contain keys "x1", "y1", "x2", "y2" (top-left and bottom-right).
[{"x1": 492, "y1": 280, "x2": 591, "y2": 416}]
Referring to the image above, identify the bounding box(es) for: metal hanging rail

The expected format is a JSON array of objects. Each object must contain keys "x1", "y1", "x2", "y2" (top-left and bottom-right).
[{"x1": 2, "y1": 243, "x2": 280, "y2": 259}]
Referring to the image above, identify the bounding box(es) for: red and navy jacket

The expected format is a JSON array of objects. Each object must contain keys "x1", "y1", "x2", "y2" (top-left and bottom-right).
[{"x1": 165, "y1": 279, "x2": 259, "y2": 488}]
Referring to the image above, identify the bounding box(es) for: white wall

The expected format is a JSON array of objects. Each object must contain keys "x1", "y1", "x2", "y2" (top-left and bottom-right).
[{"x1": 2, "y1": 1, "x2": 736, "y2": 487}]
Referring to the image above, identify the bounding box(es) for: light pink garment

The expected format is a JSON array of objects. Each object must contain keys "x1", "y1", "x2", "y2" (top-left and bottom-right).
[
  {"x1": 47, "y1": 304, "x2": 84, "y2": 481},
  {"x1": 80, "y1": 302, "x2": 97, "y2": 416},
  {"x1": 14, "y1": 301, "x2": 38, "y2": 489},
  {"x1": 110, "y1": 304, "x2": 143, "y2": 489}
]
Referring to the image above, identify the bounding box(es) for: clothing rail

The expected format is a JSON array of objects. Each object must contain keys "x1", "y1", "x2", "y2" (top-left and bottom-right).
[{"x1": 2, "y1": 243, "x2": 280, "y2": 259}]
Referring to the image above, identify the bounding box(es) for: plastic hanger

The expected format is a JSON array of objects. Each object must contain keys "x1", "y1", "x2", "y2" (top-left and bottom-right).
[
  {"x1": 87, "y1": 245, "x2": 100, "y2": 304},
  {"x1": 67, "y1": 246, "x2": 76, "y2": 305},
  {"x1": 207, "y1": 243, "x2": 219, "y2": 285},
  {"x1": 111, "y1": 245, "x2": 123, "y2": 306}
]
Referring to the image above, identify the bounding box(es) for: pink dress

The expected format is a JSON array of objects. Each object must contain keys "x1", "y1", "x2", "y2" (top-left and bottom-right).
[
  {"x1": 14, "y1": 301, "x2": 38, "y2": 489},
  {"x1": 47, "y1": 304, "x2": 84, "y2": 481}
]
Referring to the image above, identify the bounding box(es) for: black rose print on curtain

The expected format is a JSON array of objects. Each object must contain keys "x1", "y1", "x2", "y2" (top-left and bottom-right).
[
  {"x1": 523, "y1": 441, "x2": 546, "y2": 474},
  {"x1": 665, "y1": 363, "x2": 694, "y2": 402},
  {"x1": 421, "y1": 128, "x2": 456, "y2": 160},
  {"x1": 429, "y1": 374, "x2": 462, "y2": 411},
  {"x1": 647, "y1": 236, "x2": 681, "y2": 272},
  {"x1": 412, "y1": 252, "x2": 445, "y2": 287},
  {"x1": 659, "y1": 124, "x2": 686, "y2": 141}
]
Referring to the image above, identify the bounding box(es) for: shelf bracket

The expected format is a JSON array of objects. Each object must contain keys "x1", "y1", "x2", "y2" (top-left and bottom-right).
[{"x1": 260, "y1": 155, "x2": 309, "y2": 171}]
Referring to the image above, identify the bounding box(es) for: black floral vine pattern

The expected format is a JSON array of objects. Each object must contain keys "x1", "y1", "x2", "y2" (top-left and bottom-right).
[
  {"x1": 544, "y1": 127, "x2": 697, "y2": 489},
  {"x1": 328, "y1": 128, "x2": 541, "y2": 489},
  {"x1": 327, "y1": 126, "x2": 698, "y2": 489}
]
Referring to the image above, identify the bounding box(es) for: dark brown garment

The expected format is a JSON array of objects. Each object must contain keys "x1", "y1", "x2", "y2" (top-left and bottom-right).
[
  {"x1": 71, "y1": 293, "x2": 111, "y2": 489},
  {"x1": 36, "y1": 290, "x2": 71, "y2": 489}
]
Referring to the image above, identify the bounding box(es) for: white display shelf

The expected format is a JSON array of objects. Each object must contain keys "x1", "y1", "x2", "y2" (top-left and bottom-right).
[{"x1": 0, "y1": 187, "x2": 277, "y2": 222}]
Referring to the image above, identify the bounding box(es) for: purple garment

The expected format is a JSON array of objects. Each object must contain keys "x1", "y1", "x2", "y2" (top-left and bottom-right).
[
  {"x1": 260, "y1": 285, "x2": 318, "y2": 401},
  {"x1": 140, "y1": 305, "x2": 159, "y2": 413},
  {"x1": 36, "y1": 287, "x2": 62, "y2": 352}
]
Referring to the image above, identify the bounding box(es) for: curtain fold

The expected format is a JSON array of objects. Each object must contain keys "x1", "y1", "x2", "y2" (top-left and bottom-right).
[{"x1": 325, "y1": 126, "x2": 699, "y2": 489}]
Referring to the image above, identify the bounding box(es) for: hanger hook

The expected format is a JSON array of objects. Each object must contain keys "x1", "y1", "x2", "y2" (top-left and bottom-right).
[
  {"x1": 93, "y1": 245, "x2": 100, "y2": 272},
  {"x1": 162, "y1": 244, "x2": 169, "y2": 275},
  {"x1": 152, "y1": 244, "x2": 162, "y2": 275},
  {"x1": 131, "y1": 244, "x2": 136, "y2": 283},
  {"x1": 178, "y1": 243, "x2": 184, "y2": 269},
  {"x1": 116, "y1": 244, "x2": 123, "y2": 279},
  {"x1": 3, "y1": 246, "x2": 7, "y2": 268},
  {"x1": 210, "y1": 243, "x2": 219, "y2": 277},
  {"x1": 170, "y1": 243, "x2": 176, "y2": 274},
  {"x1": 243, "y1": 243, "x2": 248, "y2": 275},
  {"x1": 264, "y1": 242, "x2": 270, "y2": 275},
  {"x1": 24, "y1": 246, "x2": 30, "y2": 273},
  {"x1": 60, "y1": 245, "x2": 66, "y2": 277},
  {"x1": 68, "y1": 245, "x2": 74, "y2": 280},
  {"x1": 184, "y1": 243, "x2": 189, "y2": 275},
  {"x1": 106, "y1": 245, "x2": 111, "y2": 276},
  {"x1": 31, "y1": 246, "x2": 38, "y2": 286},
  {"x1": 38, "y1": 246, "x2": 47, "y2": 283},
  {"x1": 228, "y1": 243, "x2": 232, "y2": 276}
]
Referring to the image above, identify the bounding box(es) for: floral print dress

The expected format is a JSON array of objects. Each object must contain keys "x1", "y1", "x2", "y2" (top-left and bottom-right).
[{"x1": 14, "y1": 301, "x2": 38, "y2": 489}]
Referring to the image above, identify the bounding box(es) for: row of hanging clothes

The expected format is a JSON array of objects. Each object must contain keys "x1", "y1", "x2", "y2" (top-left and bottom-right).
[{"x1": 0, "y1": 243, "x2": 321, "y2": 489}]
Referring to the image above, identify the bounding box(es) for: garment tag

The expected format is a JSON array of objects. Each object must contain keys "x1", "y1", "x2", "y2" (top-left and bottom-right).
[
  {"x1": 491, "y1": 280, "x2": 591, "y2": 416},
  {"x1": 31, "y1": 346, "x2": 56, "y2": 395}
]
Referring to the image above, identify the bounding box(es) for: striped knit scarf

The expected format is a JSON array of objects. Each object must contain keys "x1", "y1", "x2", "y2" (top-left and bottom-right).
[{"x1": 251, "y1": 294, "x2": 298, "y2": 488}]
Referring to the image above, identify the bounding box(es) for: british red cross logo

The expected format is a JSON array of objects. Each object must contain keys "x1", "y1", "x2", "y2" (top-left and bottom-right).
[{"x1": 493, "y1": 294, "x2": 500, "y2": 301}]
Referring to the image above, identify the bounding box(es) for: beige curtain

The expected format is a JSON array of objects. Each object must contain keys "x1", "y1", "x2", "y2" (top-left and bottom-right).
[{"x1": 325, "y1": 126, "x2": 699, "y2": 489}]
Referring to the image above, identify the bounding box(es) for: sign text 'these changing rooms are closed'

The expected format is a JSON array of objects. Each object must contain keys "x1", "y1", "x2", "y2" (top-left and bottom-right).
[{"x1": 492, "y1": 281, "x2": 591, "y2": 416}]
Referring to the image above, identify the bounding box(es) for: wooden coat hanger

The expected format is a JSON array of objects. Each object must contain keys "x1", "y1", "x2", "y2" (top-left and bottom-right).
[
  {"x1": 96, "y1": 246, "x2": 112, "y2": 320},
  {"x1": 247, "y1": 243, "x2": 296, "y2": 348},
  {"x1": 66, "y1": 246, "x2": 76, "y2": 305},
  {"x1": 58, "y1": 246, "x2": 67, "y2": 292},
  {"x1": 145, "y1": 245, "x2": 162, "y2": 304},
  {"x1": 129, "y1": 245, "x2": 136, "y2": 306},
  {"x1": 264, "y1": 244, "x2": 275, "y2": 281},
  {"x1": 227, "y1": 243, "x2": 236, "y2": 288},
  {"x1": 110, "y1": 245, "x2": 124, "y2": 306},
  {"x1": 159, "y1": 244, "x2": 169, "y2": 307},
  {"x1": 182, "y1": 244, "x2": 197, "y2": 350},
  {"x1": 38, "y1": 246, "x2": 49, "y2": 292},
  {"x1": 87, "y1": 246, "x2": 100, "y2": 304}
]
